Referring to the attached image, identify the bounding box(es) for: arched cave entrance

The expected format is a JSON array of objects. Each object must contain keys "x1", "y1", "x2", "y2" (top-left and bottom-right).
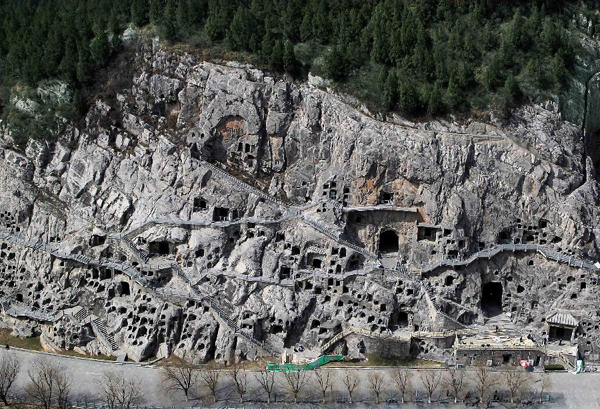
[
  {"x1": 481, "y1": 282, "x2": 503, "y2": 317},
  {"x1": 120, "y1": 281, "x2": 131, "y2": 296},
  {"x1": 398, "y1": 311, "x2": 409, "y2": 327},
  {"x1": 379, "y1": 230, "x2": 399, "y2": 253}
]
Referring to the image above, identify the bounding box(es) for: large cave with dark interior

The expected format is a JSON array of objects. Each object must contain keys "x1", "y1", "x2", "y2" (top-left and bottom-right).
[
  {"x1": 378, "y1": 230, "x2": 399, "y2": 253},
  {"x1": 481, "y1": 282, "x2": 503, "y2": 317}
]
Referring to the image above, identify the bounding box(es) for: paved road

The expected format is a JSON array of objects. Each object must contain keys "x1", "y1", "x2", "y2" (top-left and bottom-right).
[{"x1": 1, "y1": 348, "x2": 599, "y2": 408}]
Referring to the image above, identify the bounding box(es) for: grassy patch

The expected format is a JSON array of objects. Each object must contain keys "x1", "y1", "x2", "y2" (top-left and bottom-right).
[
  {"x1": 59, "y1": 349, "x2": 115, "y2": 361},
  {"x1": 0, "y1": 329, "x2": 43, "y2": 351},
  {"x1": 335, "y1": 354, "x2": 443, "y2": 368},
  {"x1": 158, "y1": 355, "x2": 274, "y2": 370},
  {"x1": 0, "y1": 329, "x2": 115, "y2": 360}
]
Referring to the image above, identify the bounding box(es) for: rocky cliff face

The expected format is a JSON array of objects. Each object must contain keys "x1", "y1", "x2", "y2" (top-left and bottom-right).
[{"x1": 0, "y1": 39, "x2": 599, "y2": 363}]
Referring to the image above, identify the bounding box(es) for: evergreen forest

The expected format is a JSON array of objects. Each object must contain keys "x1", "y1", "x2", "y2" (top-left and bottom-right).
[{"x1": 0, "y1": 0, "x2": 597, "y2": 142}]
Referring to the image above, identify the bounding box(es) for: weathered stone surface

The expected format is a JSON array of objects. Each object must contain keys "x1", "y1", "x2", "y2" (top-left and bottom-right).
[{"x1": 0, "y1": 40, "x2": 598, "y2": 364}]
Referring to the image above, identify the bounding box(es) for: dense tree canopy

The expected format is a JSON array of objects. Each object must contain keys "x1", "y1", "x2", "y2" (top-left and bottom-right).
[{"x1": 0, "y1": 0, "x2": 594, "y2": 131}]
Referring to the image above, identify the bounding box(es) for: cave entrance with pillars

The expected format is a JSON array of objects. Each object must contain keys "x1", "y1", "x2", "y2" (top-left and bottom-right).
[
  {"x1": 481, "y1": 282, "x2": 503, "y2": 317},
  {"x1": 379, "y1": 230, "x2": 399, "y2": 254}
]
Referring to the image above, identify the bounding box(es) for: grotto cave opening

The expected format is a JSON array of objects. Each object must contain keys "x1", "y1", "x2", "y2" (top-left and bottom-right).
[
  {"x1": 481, "y1": 282, "x2": 503, "y2": 317},
  {"x1": 379, "y1": 230, "x2": 399, "y2": 253}
]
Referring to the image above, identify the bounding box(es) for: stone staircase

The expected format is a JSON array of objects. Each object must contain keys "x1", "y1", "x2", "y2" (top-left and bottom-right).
[
  {"x1": 122, "y1": 237, "x2": 149, "y2": 262},
  {"x1": 156, "y1": 288, "x2": 279, "y2": 356},
  {"x1": 421, "y1": 243, "x2": 599, "y2": 273},
  {"x1": 90, "y1": 316, "x2": 118, "y2": 351},
  {"x1": 73, "y1": 307, "x2": 91, "y2": 322},
  {"x1": 421, "y1": 282, "x2": 468, "y2": 329},
  {"x1": 0, "y1": 295, "x2": 58, "y2": 322},
  {"x1": 301, "y1": 215, "x2": 377, "y2": 260},
  {"x1": 121, "y1": 214, "x2": 295, "y2": 241},
  {"x1": 320, "y1": 328, "x2": 355, "y2": 353},
  {"x1": 0, "y1": 229, "x2": 148, "y2": 285},
  {"x1": 199, "y1": 160, "x2": 289, "y2": 209}
]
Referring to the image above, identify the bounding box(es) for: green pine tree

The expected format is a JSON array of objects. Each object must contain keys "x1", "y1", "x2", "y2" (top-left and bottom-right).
[
  {"x1": 270, "y1": 39, "x2": 284, "y2": 71},
  {"x1": 43, "y1": 27, "x2": 64, "y2": 78},
  {"x1": 397, "y1": 79, "x2": 419, "y2": 115},
  {"x1": 131, "y1": 0, "x2": 149, "y2": 27},
  {"x1": 283, "y1": 40, "x2": 298, "y2": 75},
  {"x1": 227, "y1": 7, "x2": 251, "y2": 51},
  {"x1": 161, "y1": 0, "x2": 178, "y2": 41},
  {"x1": 108, "y1": 5, "x2": 121, "y2": 34},
  {"x1": 177, "y1": 0, "x2": 192, "y2": 35},
  {"x1": 150, "y1": 0, "x2": 164, "y2": 24},
  {"x1": 444, "y1": 76, "x2": 463, "y2": 110},
  {"x1": 427, "y1": 81, "x2": 444, "y2": 115},
  {"x1": 90, "y1": 31, "x2": 111, "y2": 66},
  {"x1": 382, "y1": 70, "x2": 398, "y2": 110},
  {"x1": 59, "y1": 38, "x2": 78, "y2": 81},
  {"x1": 76, "y1": 41, "x2": 91, "y2": 84},
  {"x1": 324, "y1": 45, "x2": 347, "y2": 81},
  {"x1": 205, "y1": 0, "x2": 228, "y2": 41}
]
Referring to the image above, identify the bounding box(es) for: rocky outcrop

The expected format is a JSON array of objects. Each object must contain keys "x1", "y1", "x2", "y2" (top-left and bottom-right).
[{"x1": 0, "y1": 38, "x2": 598, "y2": 364}]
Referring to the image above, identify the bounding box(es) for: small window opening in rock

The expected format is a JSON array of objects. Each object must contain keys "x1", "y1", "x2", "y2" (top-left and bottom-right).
[
  {"x1": 195, "y1": 248, "x2": 204, "y2": 257},
  {"x1": 312, "y1": 259, "x2": 322, "y2": 269},
  {"x1": 379, "y1": 191, "x2": 394, "y2": 204},
  {"x1": 89, "y1": 235, "x2": 106, "y2": 247},
  {"x1": 193, "y1": 198, "x2": 207, "y2": 212},
  {"x1": 498, "y1": 231, "x2": 510, "y2": 242},
  {"x1": 445, "y1": 276, "x2": 455, "y2": 286},
  {"x1": 539, "y1": 219, "x2": 548, "y2": 229},
  {"x1": 581, "y1": 282, "x2": 587, "y2": 290},
  {"x1": 280, "y1": 266, "x2": 291, "y2": 280},
  {"x1": 149, "y1": 241, "x2": 171, "y2": 256},
  {"x1": 213, "y1": 207, "x2": 230, "y2": 221},
  {"x1": 516, "y1": 285, "x2": 525, "y2": 294}
]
